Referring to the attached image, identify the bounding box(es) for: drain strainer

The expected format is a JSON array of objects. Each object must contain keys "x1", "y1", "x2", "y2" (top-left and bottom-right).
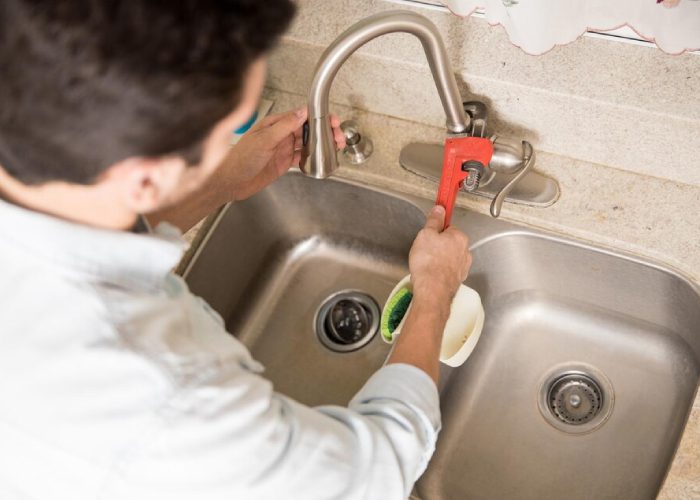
[
  {"x1": 315, "y1": 291, "x2": 380, "y2": 352},
  {"x1": 538, "y1": 365, "x2": 614, "y2": 434},
  {"x1": 548, "y1": 373, "x2": 602, "y2": 425}
]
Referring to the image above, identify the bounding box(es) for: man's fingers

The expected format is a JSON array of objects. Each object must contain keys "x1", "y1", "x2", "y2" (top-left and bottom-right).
[
  {"x1": 292, "y1": 150, "x2": 302, "y2": 167},
  {"x1": 299, "y1": 147, "x2": 309, "y2": 168},
  {"x1": 257, "y1": 106, "x2": 307, "y2": 128},
  {"x1": 254, "y1": 113, "x2": 283, "y2": 129},
  {"x1": 424, "y1": 205, "x2": 446, "y2": 232},
  {"x1": 249, "y1": 110, "x2": 287, "y2": 132},
  {"x1": 326, "y1": 114, "x2": 345, "y2": 149},
  {"x1": 262, "y1": 107, "x2": 307, "y2": 145},
  {"x1": 333, "y1": 127, "x2": 346, "y2": 150}
]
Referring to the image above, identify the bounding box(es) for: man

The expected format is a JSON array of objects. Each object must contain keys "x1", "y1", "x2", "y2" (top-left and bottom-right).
[{"x1": 0, "y1": 1, "x2": 471, "y2": 499}]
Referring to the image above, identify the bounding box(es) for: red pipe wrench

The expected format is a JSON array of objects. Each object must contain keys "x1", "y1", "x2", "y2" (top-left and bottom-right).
[{"x1": 435, "y1": 136, "x2": 494, "y2": 229}]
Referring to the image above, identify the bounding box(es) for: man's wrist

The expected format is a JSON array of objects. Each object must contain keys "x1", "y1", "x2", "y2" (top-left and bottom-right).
[
  {"x1": 412, "y1": 279, "x2": 458, "y2": 306},
  {"x1": 206, "y1": 150, "x2": 239, "y2": 205},
  {"x1": 410, "y1": 288, "x2": 453, "y2": 321}
]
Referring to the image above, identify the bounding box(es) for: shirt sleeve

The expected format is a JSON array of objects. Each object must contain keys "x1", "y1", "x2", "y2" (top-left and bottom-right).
[{"x1": 104, "y1": 362, "x2": 440, "y2": 500}]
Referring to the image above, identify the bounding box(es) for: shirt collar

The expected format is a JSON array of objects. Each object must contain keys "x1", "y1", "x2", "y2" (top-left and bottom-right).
[{"x1": 0, "y1": 198, "x2": 187, "y2": 291}]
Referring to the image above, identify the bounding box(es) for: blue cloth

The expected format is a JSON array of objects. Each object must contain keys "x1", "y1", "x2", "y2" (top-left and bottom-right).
[{"x1": 233, "y1": 110, "x2": 259, "y2": 135}]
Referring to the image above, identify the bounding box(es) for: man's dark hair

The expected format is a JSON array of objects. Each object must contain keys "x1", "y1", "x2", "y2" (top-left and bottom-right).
[{"x1": 0, "y1": 0, "x2": 295, "y2": 185}]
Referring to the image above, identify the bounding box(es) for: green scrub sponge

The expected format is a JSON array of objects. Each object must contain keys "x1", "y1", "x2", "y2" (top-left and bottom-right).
[{"x1": 380, "y1": 287, "x2": 413, "y2": 342}]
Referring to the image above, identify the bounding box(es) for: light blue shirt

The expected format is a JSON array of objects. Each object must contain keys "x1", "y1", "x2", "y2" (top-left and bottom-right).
[{"x1": 0, "y1": 199, "x2": 440, "y2": 500}]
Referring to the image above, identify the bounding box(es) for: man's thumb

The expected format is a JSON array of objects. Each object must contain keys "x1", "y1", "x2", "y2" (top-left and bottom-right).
[
  {"x1": 424, "y1": 205, "x2": 445, "y2": 232},
  {"x1": 263, "y1": 108, "x2": 307, "y2": 144}
]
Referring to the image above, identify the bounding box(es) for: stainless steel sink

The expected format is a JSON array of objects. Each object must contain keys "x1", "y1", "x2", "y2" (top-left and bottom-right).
[
  {"x1": 181, "y1": 171, "x2": 700, "y2": 500},
  {"x1": 182, "y1": 172, "x2": 423, "y2": 406}
]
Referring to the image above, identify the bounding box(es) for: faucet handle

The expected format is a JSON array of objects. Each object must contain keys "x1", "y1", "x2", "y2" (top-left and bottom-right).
[{"x1": 489, "y1": 139, "x2": 535, "y2": 217}]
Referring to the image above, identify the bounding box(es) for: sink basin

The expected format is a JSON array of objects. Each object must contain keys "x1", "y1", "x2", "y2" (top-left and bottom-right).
[
  {"x1": 418, "y1": 232, "x2": 700, "y2": 500},
  {"x1": 183, "y1": 173, "x2": 424, "y2": 406},
  {"x1": 182, "y1": 171, "x2": 700, "y2": 499}
]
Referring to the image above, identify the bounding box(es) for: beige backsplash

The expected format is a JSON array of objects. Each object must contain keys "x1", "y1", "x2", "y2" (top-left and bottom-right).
[
  {"x1": 271, "y1": 0, "x2": 700, "y2": 187},
  {"x1": 218, "y1": 0, "x2": 700, "y2": 496}
]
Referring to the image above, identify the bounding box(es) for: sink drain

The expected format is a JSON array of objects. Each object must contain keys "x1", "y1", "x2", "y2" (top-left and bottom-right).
[
  {"x1": 548, "y1": 373, "x2": 602, "y2": 425},
  {"x1": 538, "y1": 364, "x2": 614, "y2": 434},
  {"x1": 315, "y1": 291, "x2": 380, "y2": 352}
]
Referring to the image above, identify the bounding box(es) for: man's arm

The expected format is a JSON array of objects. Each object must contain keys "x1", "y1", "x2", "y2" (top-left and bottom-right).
[
  {"x1": 107, "y1": 207, "x2": 471, "y2": 499},
  {"x1": 106, "y1": 363, "x2": 440, "y2": 500},
  {"x1": 144, "y1": 161, "x2": 233, "y2": 234},
  {"x1": 388, "y1": 205, "x2": 472, "y2": 383}
]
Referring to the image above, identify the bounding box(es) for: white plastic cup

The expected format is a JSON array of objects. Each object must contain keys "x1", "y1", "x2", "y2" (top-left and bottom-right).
[{"x1": 382, "y1": 274, "x2": 485, "y2": 367}]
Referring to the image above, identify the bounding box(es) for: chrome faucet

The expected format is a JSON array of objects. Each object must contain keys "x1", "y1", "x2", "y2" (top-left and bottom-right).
[
  {"x1": 301, "y1": 10, "x2": 559, "y2": 217},
  {"x1": 301, "y1": 10, "x2": 470, "y2": 179}
]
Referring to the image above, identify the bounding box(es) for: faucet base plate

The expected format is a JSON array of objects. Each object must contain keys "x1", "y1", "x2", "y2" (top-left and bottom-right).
[{"x1": 400, "y1": 142, "x2": 560, "y2": 209}]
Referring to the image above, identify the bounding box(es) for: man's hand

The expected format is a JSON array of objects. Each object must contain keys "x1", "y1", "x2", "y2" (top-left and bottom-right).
[
  {"x1": 227, "y1": 107, "x2": 346, "y2": 201},
  {"x1": 387, "y1": 205, "x2": 472, "y2": 383},
  {"x1": 146, "y1": 107, "x2": 345, "y2": 233},
  {"x1": 408, "y1": 205, "x2": 472, "y2": 307}
]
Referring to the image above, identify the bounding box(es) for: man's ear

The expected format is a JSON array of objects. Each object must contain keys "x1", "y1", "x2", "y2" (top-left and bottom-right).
[{"x1": 101, "y1": 155, "x2": 188, "y2": 214}]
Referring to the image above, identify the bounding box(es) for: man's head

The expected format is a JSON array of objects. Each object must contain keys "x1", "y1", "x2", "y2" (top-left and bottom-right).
[{"x1": 0, "y1": 0, "x2": 294, "y2": 225}]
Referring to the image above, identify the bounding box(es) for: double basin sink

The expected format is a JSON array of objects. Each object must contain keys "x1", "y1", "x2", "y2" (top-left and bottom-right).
[{"x1": 182, "y1": 171, "x2": 700, "y2": 500}]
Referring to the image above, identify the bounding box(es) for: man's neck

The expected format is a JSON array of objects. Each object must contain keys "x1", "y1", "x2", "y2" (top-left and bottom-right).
[{"x1": 0, "y1": 167, "x2": 137, "y2": 230}]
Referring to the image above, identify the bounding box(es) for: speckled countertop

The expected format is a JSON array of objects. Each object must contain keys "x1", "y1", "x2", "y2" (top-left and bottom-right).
[{"x1": 185, "y1": 89, "x2": 700, "y2": 498}]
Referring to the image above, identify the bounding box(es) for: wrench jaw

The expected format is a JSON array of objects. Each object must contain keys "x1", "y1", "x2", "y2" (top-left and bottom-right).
[{"x1": 435, "y1": 136, "x2": 494, "y2": 229}]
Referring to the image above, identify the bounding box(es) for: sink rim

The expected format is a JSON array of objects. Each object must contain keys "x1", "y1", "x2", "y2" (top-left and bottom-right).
[
  {"x1": 181, "y1": 170, "x2": 700, "y2": 303},
  {"x1": 469, "y1": 229, "x2": 700, "y2": 299}
]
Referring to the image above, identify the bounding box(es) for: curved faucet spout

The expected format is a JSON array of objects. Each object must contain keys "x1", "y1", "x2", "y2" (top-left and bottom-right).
[{"x1": 302, "y1": 10, "x2": 469, "y2": 179}]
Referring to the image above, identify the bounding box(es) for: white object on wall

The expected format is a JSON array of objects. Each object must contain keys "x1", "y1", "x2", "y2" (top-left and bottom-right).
[{"x1": 442, "y1": 0, "x2": 700, "y2": 55}]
